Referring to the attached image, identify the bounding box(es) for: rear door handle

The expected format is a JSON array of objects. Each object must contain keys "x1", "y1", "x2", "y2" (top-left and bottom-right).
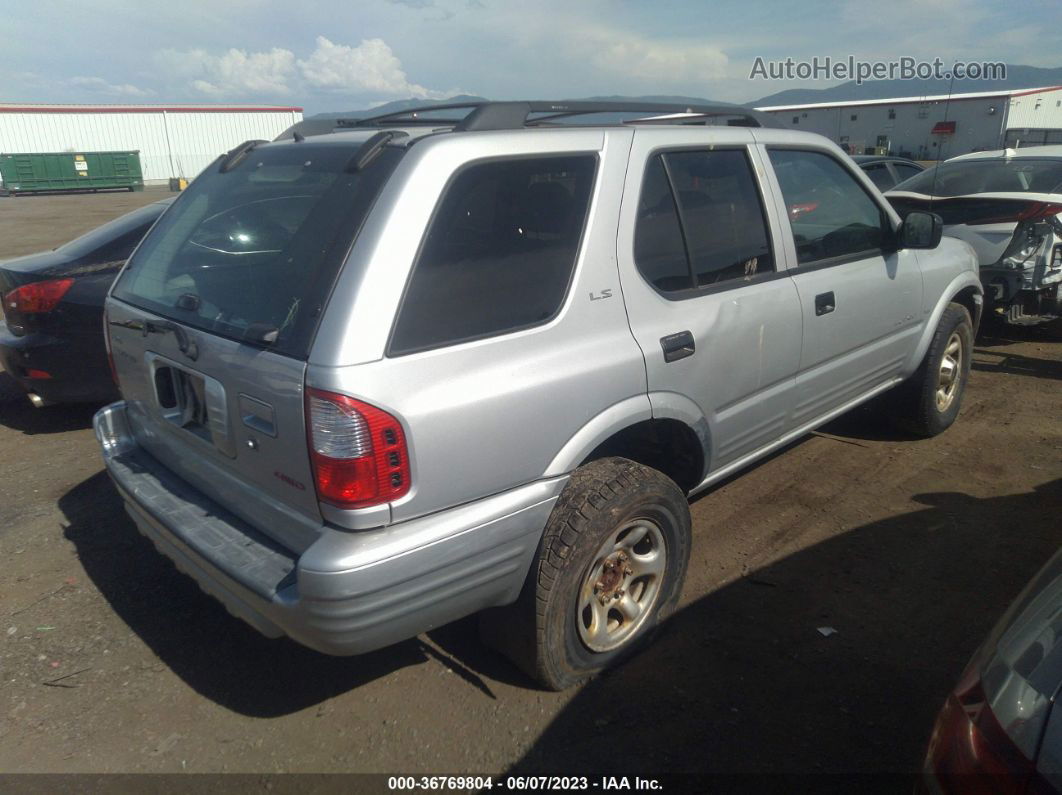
[
  {"x1": 660, "y1": 330, "x2": 695, "y2": 363},
  {"x1": 815, "y1": 291, "x2": 835, "y2": 316}
]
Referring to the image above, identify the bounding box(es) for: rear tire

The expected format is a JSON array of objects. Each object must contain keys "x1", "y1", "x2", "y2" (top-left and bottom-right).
[
  {"x1": 481, "y1": 457, "x2": 691, "y2": 691},
  {"x1": 891, "y1": 302, "x2": 973, "y2": 437}
]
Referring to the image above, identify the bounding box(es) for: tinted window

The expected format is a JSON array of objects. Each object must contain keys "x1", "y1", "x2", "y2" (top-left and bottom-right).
[
  {"x1": 633, "y1": 157, "x2": 689, "y2": 292},
  {"x1": 58, "y1": 203, "x2": 166, "y2": 260},
  {"x1": 861, "y1": 162, "x2": 895, "y2": 190},
  {"x1": 897, "y1": 158, "x2": 1062, "y2": 197},
  {"x1": 389, "y1": 155, "x2": 596, "y2": 355},
  {"x1": 113, "y1": 142, "x2": 403, "y2": 359},
  {"x1": 667, "y1": 151, "x2": 774, "y2": 286},
  {"x1": 83, "y1": 223, "x2": 155, "y2": 268},
  {"x1": 634, "y1": 149, "x2": 774, "y2": 294},
  {"x1": 769, "y1": 149, "x2": 887, "y2": 265}
]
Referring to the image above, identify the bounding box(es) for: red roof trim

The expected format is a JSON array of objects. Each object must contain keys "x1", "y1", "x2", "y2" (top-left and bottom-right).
[
  {"x1": 1009, "y1": 86, "x2": 1062, "y2": 98},
  {"x1": 0, "y1": 105, "x2": 303, "y2": 114}
]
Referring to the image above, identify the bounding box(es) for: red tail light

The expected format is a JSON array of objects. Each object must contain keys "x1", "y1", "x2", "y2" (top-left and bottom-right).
[
  {"x1": 306, "y1": 388, "x2": 411, "y2": 509},
  {"x1": 4, "y1": 278, "x2": 74, "y2": 315},
  {"x1": 924, "y1": 676, "x2": 1053, "y2": 794},
  {"x1": 969, "y1": 202, "x2": 1062, "y2": 225},
  {"x1": 789, "y1": 201, "x2": 819, "y2": 220}
]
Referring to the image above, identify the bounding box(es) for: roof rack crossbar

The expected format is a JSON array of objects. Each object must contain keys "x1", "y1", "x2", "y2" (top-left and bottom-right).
[
  {"x1": 348, "y1": 100, "x2": 779, "y2": 131},
  {"x1": 274, "y1": 100, "x2": 781, "y2": 141},
  {"x1": 453, "y1": 101, "x2": 780, "y2": 131}
]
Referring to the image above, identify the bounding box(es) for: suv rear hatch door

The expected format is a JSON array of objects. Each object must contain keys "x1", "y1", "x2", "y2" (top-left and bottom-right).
[{"x1": 106, "y1": 137, "x2": 404, "y2": 550}]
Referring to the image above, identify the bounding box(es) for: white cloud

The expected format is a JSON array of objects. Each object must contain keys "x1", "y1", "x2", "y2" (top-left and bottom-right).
[
  {"x1": 69, "y1": 76, "x2": 154, "y2": 97},
  {"x1": 298, "y1": 36, "x2": 445, "y2": 98},
  {"x1": 583, "y1": 28, "x2": 728, "y2": 83},
  {"x1": 158, "y1": 46, "x2": 296, "y2": 97},
  {"x1": 154, "y1": 37, "x2": 447, "y2": 101}
]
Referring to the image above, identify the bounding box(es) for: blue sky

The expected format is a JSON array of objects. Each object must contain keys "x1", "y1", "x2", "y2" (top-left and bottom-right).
[{"x1": 4, "y1": 0, "x2": 1061, "y2": 114}]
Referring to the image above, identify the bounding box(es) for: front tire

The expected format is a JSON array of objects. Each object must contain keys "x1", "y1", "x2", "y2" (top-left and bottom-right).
[
  {"x1": 892, "y1": 302, "x2": 973, "y2": 437},
  {"x1": 481, "y1": 458, "x2": 691, "y2": 691}
]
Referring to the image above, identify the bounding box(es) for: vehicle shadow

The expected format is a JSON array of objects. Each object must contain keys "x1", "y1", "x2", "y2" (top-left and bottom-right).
[
  {"x1": 972, "y1": 347, "x2": 1062, "y2": 382},
  {"x1": 504, "y1": 479, "x2": 1062, "y2": 779},
  {"x1": 58, "y1": 472, "x2": 429, "y2": 717},
  {"x1": 977, "y1": 319, "x2": 1062, "y2": 347},
  {"x1": 817, "y1": 400, "x2": 922, "y2": 443},
  {"x1": 0, "y1": 377, "x2": 101, "y2": 435}
]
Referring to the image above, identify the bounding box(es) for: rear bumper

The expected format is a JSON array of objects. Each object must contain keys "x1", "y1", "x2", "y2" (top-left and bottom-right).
[
  {"x1": 0, "y1": 321, "x2": 118, "y2": 404},
  {"x1": 93, "y1": 401, "x2": 563, "y2": 655}
]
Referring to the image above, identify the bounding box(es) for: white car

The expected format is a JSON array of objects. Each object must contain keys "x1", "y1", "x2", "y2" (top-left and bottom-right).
[{"x1": 888, "y1": 146, "x2": 1062, "y2": 330}]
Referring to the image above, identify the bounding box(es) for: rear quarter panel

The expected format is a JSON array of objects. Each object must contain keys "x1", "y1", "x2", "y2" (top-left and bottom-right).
[{"x1": 308, "y1": 128, "x2": 650, "y2": 524}]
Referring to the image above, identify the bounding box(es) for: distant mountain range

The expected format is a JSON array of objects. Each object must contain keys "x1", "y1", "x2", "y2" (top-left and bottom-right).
[
  {"x1": 311, "y1": 64, "x2": 1062, "y2": 119},
  {"x1": 750, "y1": 64, "x2": 1062, "y2": 107}
]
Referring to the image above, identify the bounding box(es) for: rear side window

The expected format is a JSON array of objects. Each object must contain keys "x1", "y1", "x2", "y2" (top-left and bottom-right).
[
  {"x1": 389, "y1": 155, "x2": 596, "y2": 355},
  {"x1": 633, "y1": 157, "x2": 689, "y2": 292},
  {"x1": 861, "y1": 162, "x2": 895, "y2": 190},
  {"x1": 769, "y1": 149, "x2": 887, "y2": 265},
  {"x1": 112, "y1": 142, "x2": 403, "y2": 359},
  {"x1": 634, "y1": 149, "x2": 774, "y2": 294}
]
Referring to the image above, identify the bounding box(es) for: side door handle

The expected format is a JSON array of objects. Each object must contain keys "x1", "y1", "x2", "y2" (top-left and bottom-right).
[
  {"x1": 660, "y1": 330, "x2": 695, "y2": 363},
  {"x1": 815, "y1": 291, "x2": 835, "y2": 316}
]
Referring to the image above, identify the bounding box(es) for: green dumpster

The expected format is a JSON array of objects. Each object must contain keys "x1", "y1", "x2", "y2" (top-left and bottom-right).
[{"x1": 0, "y1": 151, "x2": 144, "y2": 195}]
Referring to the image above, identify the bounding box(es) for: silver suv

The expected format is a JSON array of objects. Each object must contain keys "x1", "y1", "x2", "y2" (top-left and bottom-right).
[{"x1": 93, "y1": 102, "x2": 983, "y2": 690}]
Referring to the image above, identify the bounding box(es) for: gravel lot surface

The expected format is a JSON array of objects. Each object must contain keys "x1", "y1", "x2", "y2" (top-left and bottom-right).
[{"x1": 1, "y1": 189, "x2": 1059, "y2": 781}]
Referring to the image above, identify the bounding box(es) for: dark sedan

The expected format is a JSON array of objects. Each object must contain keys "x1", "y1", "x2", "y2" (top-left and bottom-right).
[
  {"x1": 852, "y1": 155, "x2": 925, "y2": 191},
  {"x1": 0, "y1": 199, "x2": 172, "y2": 406}
]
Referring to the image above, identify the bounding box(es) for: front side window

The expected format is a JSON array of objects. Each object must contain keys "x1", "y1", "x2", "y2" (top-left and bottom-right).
[
  {"x1": 769, "y1": 149, "x2": 888, "y2": 265},
  {"x1": 634, "y1": 149, "x2": 774, "y2": 295},
  {"x1": 389, "y1": 154, "x2": 596, "y2": 355}
]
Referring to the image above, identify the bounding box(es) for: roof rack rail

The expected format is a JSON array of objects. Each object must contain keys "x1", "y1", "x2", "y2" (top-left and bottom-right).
[
  {"x1": 345, "y1": 100, "x2": 781, "y2": 131},
  {"x1": 219, "y1": 139, "x2": 267, "y2": 172}
]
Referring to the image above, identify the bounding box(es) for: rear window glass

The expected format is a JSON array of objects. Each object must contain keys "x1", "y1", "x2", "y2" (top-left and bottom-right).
[
  {"x1": 58, "y1": 202, "x2": 167, "y2": 261},
  {"x1": 112, "y1": 141, "x2": 402, "y2": 358},
  {"x1": 388, "y1": 154, "x2": 596, "y2": 355}
]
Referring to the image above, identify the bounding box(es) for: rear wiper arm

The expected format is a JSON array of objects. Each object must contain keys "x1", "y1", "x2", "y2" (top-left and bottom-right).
[
  {"x1": 145, "y1": 319, "x2": 199, "y2": 361},
  {"x1": 244, "y1": 323, "x2": 279, "y2": 344}
]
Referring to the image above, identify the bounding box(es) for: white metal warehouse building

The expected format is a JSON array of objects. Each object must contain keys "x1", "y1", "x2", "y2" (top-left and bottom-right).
[
  {"x1": 756, "y1": 86, "x2": 1062, "y2": 160},
  {"x1": 0, "y1": 104, "x2": 304, "y2": 184}
]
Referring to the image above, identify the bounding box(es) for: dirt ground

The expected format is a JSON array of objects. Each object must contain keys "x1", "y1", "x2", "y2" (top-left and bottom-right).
[{"x1": 0, "y1": 189, "x2": 1060, "y2": 783}]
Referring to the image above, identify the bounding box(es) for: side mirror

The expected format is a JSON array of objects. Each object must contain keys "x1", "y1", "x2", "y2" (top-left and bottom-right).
[{"x1": 898, "y1": 210, "x2": 943, "y2": 249}]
